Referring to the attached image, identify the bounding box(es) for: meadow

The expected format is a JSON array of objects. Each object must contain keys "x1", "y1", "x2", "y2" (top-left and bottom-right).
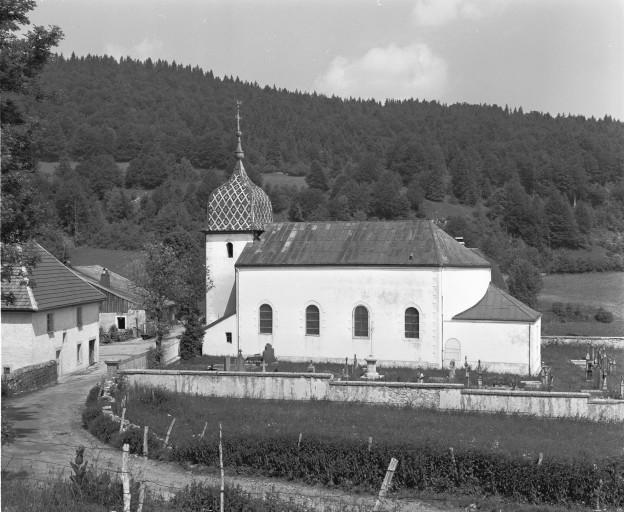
[
  {"x1": 83, "y1": 383, "x2": 624, "y2": 508},
  {"x1": 538, "y1": 272, "x2": 624, "y2": 336}
]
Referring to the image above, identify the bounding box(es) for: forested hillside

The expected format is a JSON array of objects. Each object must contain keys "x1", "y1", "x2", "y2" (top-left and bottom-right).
[{"x1": 28, "y1": 54, "x2": 624, "y2": 294}]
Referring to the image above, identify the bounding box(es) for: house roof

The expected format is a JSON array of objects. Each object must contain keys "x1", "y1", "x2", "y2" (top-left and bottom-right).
[
  {"x1": 71, "y1": 265, "x2": 143, "y2": 304},
  {"x1": 236, "y1": 220, "x2": 491, "y2": 268},
  {"x1": 1, "y1": 244, "x2": 105, "y2": 312},
  {"x1": 453, "y1": 283, "x2": 541, "y2": 323}
]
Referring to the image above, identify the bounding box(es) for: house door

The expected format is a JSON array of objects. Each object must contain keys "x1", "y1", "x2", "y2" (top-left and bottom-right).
[
  {"x1": 117, "y1": 316, "x2": 126, "y2": 329},
  {"x1": 89, "y1": 339, "x2": 95, "y2": 365},
  {"x1": 55, "y1": 349, "x2": 62, "y2": 376}
]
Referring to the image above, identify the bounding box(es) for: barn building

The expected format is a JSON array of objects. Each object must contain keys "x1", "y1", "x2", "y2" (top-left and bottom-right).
[{"x1": 203, "y1": 111, "x2": 541, "y2": 375}]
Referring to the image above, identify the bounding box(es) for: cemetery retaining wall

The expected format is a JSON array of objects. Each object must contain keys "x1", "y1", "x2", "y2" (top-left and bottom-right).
[
  {"x1": 118, "y1": 369, "x2": 624, "y2": 422},
  {"x1": 542, "y1": 336, "x2": 624, "y2": 348}
]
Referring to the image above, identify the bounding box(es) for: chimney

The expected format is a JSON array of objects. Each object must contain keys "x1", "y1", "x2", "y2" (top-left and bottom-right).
[
  {"x1": 100, "y1": 268, "x2": 111, "y2": 288},
  {"x1": 454, "y1": 236, "x2": 465, "y2": 246}
]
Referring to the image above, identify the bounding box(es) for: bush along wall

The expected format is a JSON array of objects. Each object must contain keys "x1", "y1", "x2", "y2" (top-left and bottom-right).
[{"x1": 83, "y1": 384, "x2": 624, "y2": 508}]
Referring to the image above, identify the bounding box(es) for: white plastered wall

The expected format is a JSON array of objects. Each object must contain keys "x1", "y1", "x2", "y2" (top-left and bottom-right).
[
  {"x1": 235, "y1": 266, "x2": 444, "y2": 366},
  {"x1": 205, "y1": 233, "x2": 253, "y2": 325},
  {"x1": 203, "y1": 314, "x2": 238, "y2": 355},
  {"x1": 443, "y1": 318, "x2": 541, "y2": 375},
  {"x1": 1, "y1": 302, "x2": 100, "y2": 375}
]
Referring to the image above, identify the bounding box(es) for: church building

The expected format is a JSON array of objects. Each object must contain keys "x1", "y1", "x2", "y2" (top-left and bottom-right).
[{"x1": 203, "y1": 109, "x2": 541, "y2": 375}]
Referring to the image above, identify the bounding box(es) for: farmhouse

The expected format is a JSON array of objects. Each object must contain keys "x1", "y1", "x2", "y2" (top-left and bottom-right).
[
  {"x1": 1, "y1": 243, "x2": 104, "y2": 377},
  {"x1": 203, "y1": 114, "x2": 542, "y2": 375},
  {"x1": 71, "y1": 265, "x2": 147, "y2": 334}
]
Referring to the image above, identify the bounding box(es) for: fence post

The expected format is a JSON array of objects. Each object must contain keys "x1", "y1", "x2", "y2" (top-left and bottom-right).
[
  {"x1": 297, "y1": 432, "x2": 302, "y2": 449},
  {"x1": 119, "y1": 407, "x2": 126, "y2": 434},
  {"x1": 143, "y1": 426, "x2": 149, "y2": 457},
  {"x1": 136, "y1": 482, "x2": 145, "y2": 512},
  {"x1": 164, "y1": 417, "x2": 176, "y2": 447},
  {"x1": 219, "y1": 422, "x2": 225, "y2": 512},
  {"x1": 122, "y1": 443, "x2": 131, "y2": 512},
  {"x1": 200, "y1": 421, "x2": 208, "y2": 440},
  {"x1": 368, "y1": 436, "x2": 373, "y2": 453},
  {"x1": 373, "y1": 457, "x2": 398, "y2": 512}
]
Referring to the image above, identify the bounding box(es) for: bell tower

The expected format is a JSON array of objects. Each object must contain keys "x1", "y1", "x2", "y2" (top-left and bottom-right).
[{"x1": 203, "y1": 102, "x2": 272, "y2": 325}]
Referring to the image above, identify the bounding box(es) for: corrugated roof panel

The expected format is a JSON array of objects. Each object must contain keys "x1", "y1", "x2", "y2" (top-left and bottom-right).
[
  {"x1": 453, "y1": 283, "x2": 541, "y2": 322},
  {"x1": 236, "y1": 220, "x2": 491, "y2": 268}
]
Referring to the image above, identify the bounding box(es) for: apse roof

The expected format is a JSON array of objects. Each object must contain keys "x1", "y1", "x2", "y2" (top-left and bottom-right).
[
  {"x1": 236, "y1": 220, "x2": 492, "y2": 268},
  {"x1": 1, "y1": 243, "x2": 105, "y2": 312},
  {"x1": 453, "y1": 283, "x2": 541, "y2": 322}
]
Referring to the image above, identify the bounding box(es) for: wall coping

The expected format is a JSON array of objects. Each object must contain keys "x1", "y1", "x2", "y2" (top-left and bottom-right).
[
  {"x1": 588, "y1": 399, "x2": 624, "y2": 405},
  {"x1": 118, "y1": 369, "x2": 334, "y2": 379},
  {"x1": 330, "y1": 380, "x2": 464, "y2": 389},
  {"x1": 462, "y1": 388, "x2": 590, "y2": 398}
]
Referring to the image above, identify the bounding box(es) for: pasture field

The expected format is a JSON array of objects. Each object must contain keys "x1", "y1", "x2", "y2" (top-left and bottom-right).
[
  {"x1": 538, "y1": 272, "x2": 624, "y2": 336},
  {"x1": 263, "y1": 171, "x2": 307, "y2": 189},
  {"x1": 70, "y1": 246, "x2": 142, "y2": 277}
]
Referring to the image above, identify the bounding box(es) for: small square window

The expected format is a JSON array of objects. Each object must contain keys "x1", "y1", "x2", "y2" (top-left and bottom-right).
[
  {"x1": 77, "y1": 344, "x2": 82, "y2": 364},
  {"x1": 47, "y1": 313, "x2": 54, "y2": 334},
  {"x1": 226, "y1": 332, "x2": 232, "y2": 344},
  {"x1": 3, "y1": 367, "x2": 11, "y2": 375}
]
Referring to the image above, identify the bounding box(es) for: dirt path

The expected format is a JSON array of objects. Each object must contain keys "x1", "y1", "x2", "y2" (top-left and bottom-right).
[{"x1": 2, "y1": 361, "x2": 454, "y2": 512}]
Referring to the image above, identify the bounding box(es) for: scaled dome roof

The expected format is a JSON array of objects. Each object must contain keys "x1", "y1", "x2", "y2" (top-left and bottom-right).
[{"x1": 206, "y1": 104, "x2": 273, "y2": 232}]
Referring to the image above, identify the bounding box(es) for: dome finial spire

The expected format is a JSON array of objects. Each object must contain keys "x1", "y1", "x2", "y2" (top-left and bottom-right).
[{"x1": 235, "y1": 100, "x2": 244, "y2": 161}]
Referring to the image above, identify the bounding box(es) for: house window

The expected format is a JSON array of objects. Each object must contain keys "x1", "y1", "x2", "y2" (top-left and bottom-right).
[
  {"x1": 77, "y1": 306, "x2": 83, "y2": 329},
  {"x1": 353, "y1": 306, "x2": 369, "y2": 338},
  {"x1": 405, "y1": 307, "x2": 420, "y2": 339},
  {"x1": 259, "y1": 304, "x2": 273, "y2": 334},
  {"x1": 47, "y1": 313, "x2": 54, "y2": 334},
  {"x1": 3, "y1": 367, "x2": 10, "y2": 375},
  {"x1": 77, "y1": 343, "x2": 82, "y2": 364},
  {"x1": 305, "y1": 305, "x2": 320, "y2": 335},
  {"x1": 226, "y1": 332, "x2": 232, "y2": 344},
  {"x1": 226, "y1": 242, "x2": 234, "y2": 258}
]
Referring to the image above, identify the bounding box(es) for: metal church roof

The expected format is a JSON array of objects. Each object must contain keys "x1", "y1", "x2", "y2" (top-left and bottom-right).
[
  {"x1": 453, "y1": 283, "x2": 541, "y2": 322},
  {"x1": 1, "y1": 243, "x2": 105, "y2": 312},
  {"x1": 236, "y1": 220, "x2": 492, "y2": 268}
]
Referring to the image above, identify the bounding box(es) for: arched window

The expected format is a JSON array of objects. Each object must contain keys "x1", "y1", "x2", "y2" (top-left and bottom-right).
[
  {"x1": 226, "y1": 242, "x2": 233, "y2": 258},
  {"x1": 405, "y1": 307, "x2": 420, "y2": 339},
  {"x1": 259, "y1": 304, "x2": 273, "y2": 334},
  {"x1": 305, "y1": 305, "x2": 320, "y2": 335},
  {"x1": 353, "y1": 305, "x2": 369, "y2": 338}
]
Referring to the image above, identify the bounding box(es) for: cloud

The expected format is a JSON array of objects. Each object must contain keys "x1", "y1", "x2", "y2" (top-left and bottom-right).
[
  {"x1": 412, "y1": 0, "x2": 503, "y2": 27},
  {"x1": 313, "y1": 43, "x2": 447, "y2": 102},
  {"x1": 104, "y1": 38, "x2": 164, "y2": 61}
]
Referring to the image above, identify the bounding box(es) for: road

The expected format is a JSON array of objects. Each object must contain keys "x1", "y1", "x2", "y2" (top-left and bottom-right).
[{"x1": 2, "y1": 334, "x2": 454, "y2": 511}]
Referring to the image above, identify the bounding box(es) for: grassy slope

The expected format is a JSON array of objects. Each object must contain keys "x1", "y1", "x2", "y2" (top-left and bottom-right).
[
  {"x1": 70, "y1": 247, "x2": 142, "y2": 278},
  {"x1": 538, "y1": 272, "x2": 624, "y2": 336}
]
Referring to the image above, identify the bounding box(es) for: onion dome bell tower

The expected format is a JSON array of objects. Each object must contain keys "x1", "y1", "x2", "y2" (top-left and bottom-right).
[{"x1": 204, "y1": 102, "x2": 273, "y2": 325}]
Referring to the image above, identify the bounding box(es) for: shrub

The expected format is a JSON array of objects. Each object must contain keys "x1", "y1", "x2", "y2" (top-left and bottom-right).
[
  {"x1": 595, "y1": 308, "x2": 614, "y2": 323},
  {"x1": 87, "y1": 414, "x2": 119, "y2": 444}
]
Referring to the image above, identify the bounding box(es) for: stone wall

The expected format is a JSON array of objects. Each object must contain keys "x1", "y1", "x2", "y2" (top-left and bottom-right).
[
  {"x1": 118, "y1": 369, "x2": 624, "y2": 422},
  {"x1": 2, "y1": 360, "x2": 57, "y2": 395},
  {"x1": 542, "y1": 336, "x2": 624, "y2": 348}
]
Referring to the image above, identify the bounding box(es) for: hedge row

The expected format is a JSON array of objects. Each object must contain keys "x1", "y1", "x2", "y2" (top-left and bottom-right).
[{"x1": 171, "y1": 435, "x2": 624, "y2": 507}]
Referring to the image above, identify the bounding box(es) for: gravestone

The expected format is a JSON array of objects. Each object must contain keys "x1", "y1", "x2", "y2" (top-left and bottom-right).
[{"x1": 262, "y1": 344, "x2": 276, "y2": 365}]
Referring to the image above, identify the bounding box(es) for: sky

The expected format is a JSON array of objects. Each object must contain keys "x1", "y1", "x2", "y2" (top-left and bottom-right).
[{"x1": 31, "y1": 0, "x2": 624, "y2": 120}]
